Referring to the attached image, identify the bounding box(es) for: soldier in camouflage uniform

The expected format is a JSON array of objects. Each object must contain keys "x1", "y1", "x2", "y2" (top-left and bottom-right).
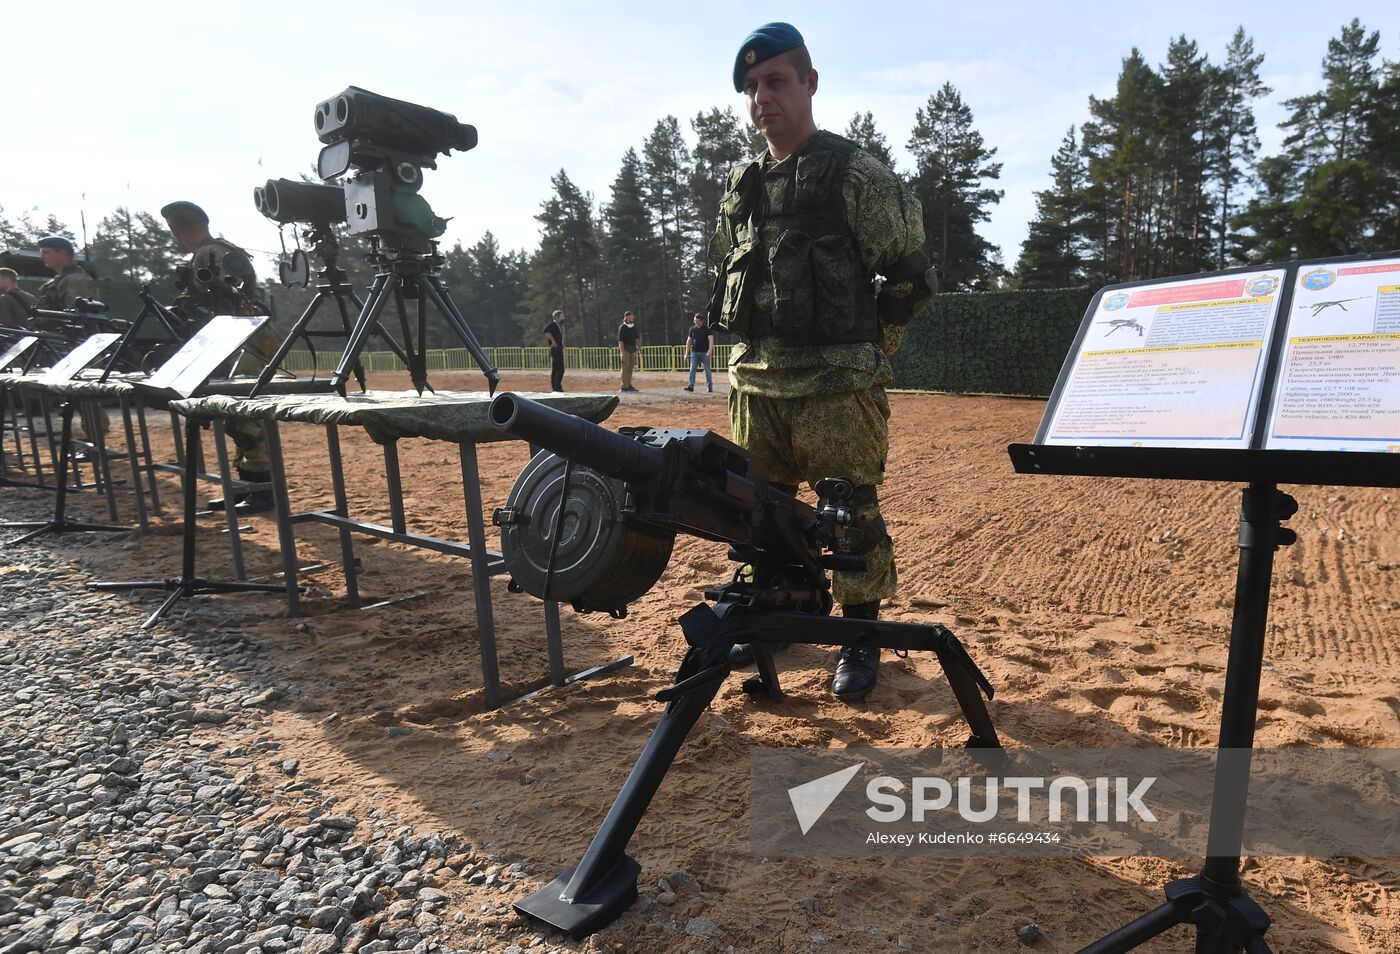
[
  {"x1": 36, "y1": 236, "x2": 110, "y2": 438},
  {"x1": 36, "y1": 236, "x2": 101, "y2": 310},
  {"x1": 710, "y1": 23, "x2": 934, "y2": 701},
  {"x1": 0, "y1": 268, "x2": 38, "y2": 331},
  {"x1": 162, "y1": 201, "x2": 276, "y2": 513}
]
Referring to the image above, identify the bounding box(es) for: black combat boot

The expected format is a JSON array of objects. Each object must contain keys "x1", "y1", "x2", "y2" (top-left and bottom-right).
[
  {"x1": 208, "y1": 468, "x2": 276, "y2": 515},
  {"x1": 831, "y1": 601, "x2": 881, "y2": 701}
]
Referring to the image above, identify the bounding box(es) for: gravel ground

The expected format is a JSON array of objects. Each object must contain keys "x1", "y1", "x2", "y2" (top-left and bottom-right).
[{"x1": 0, "y1": 493, "x2": 580, "y2": 954}]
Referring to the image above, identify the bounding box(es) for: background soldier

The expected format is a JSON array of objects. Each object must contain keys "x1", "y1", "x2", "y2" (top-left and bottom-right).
[
  {"x1": 161, "y1": 200, "x2": 275, "y2": 513},
  {"x1": 0, "y1": 268, "x2": 38, "y2": 331},
  {"x1": 36, "y1": 236, "x2": 109, "y2": 438},
  {"x1": 710, "y1": 23, "x2": 934, "y2": 701},
  {"x1": 36, "y1": 235, "x2": 100, "y2": 309}
]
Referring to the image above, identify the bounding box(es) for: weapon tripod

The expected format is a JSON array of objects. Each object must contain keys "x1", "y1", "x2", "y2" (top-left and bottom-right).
[
  {"x1": 316, "y1": 236, "x2": 498, "y2": 396},
  {"x1": 514, "y1": 545, "x2": 1000, "y2": 938},
  {"x1": 251, "y1": 228, "x2": 412, "y2": 396}
]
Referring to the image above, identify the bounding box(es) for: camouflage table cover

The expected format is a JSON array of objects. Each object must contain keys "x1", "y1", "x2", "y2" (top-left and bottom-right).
[
  {"x1": 168, "y1": 390, "x2": 619, "y2": 445},
  {"x1": 10, "y1": 374, "x2": 328, "y2": 408}
]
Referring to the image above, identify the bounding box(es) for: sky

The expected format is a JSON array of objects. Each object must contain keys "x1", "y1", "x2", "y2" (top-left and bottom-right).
[{"x1": 3, "y1": 1, "x2": 1398, "y2": 279}]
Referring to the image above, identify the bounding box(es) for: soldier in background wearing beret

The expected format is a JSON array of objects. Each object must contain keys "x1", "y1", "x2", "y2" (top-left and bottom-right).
[
  {"x1": 709, "y1": 23, "x2": 935, "y2": 701},
  {"x1": 36, "y1": 235, "x2": 99, "y2": 310},
  {"x1": 161, "y1": 201, "x2": 277, "y2": 514}
]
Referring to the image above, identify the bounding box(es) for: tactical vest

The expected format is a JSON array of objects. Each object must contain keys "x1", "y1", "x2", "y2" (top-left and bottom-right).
[
  {"x1": 712, "y1": 132, "x2": 879, "y2": 345},
  {"x1": 181, "y1": 238, "x2": 256, "y2": 316},
  {"x1": 37, "y1": 266, "x2": 99, "y2": 310}
]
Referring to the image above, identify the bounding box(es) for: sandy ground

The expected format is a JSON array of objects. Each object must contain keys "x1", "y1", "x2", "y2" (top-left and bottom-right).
[{"x1": 12, "y1": 366, "x2": 1400, "y2": 952}]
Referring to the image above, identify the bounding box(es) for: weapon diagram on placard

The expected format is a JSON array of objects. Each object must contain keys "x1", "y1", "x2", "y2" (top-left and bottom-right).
[
  {"x1": 1100, "y1": 318, "x2": 1145, "y2": 337},
  {"x1": 1308, "y1": 297, "x2": 1368, "y2": 317}
]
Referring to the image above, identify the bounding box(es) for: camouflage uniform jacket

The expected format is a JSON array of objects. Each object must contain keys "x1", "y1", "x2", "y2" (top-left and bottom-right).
[
  {"x1": 0, "y1": 287, "x2": 38, "y2": 330},
  {"x1": 36, "y1": 265, "x2": 100, "y2": 310},
  {"x1": 708, "y1": 134, "x2": 929, "y2": 398},
  {"x1": 178, "y1": 236, "x2": 259, "y2": 320}
]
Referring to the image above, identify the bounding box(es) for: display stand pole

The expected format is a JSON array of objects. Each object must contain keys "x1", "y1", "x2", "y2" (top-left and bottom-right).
[
  {"x1": 87, "y1": 414, "x2": 287, "y2": 628},
  {"x1": 2, "y1": 401, "x2": 129, "y2": 543},
  {"x1": 1079, "y1": 482, "x2": 1295, "y2": 954}
]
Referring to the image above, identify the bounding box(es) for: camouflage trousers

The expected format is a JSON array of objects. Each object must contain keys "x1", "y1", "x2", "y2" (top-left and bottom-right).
[
  {"x1": 225, "y1": 322, "x2": 281, "y2": 474},
  {"x1": 729, "y1": 386, "x2": 896, "y2": 605}
]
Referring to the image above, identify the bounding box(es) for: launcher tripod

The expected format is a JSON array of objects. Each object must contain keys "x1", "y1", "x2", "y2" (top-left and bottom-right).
[
  {"x1": 251, "y1": 227, "x2": 411, "y2": 396},
  {"x1": 322, "y1": 236, "x2": 498, "y2": 397}
]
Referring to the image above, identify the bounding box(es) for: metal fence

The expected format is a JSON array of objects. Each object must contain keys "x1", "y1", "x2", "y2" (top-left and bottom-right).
[{"x1": 278, "y1": 344, "x2": 735, "y2": 375}]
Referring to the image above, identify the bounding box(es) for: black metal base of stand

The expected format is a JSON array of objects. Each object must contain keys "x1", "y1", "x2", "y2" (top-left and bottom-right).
[
  {"x1": 4, "y1": 402, "x2": 128, "y2": 545},
  {"x1": 515, "y1": 594, "x2": 1000, "y2": 938},
  {"x1": 89, "y1": 576, "x2": 287, "y2": 630},
  {"x1": 86, "y1": 414, "x2": 291, "y2": 628},
  {"x1": 517, "y1": 858, "x2": 641, "y2": 941},
  {"x1": 1078, "y1": 484, "x2": 1295, "y2": 954},
  {"x1": 1081, "y1": 874, "x2": 1271, "y2": 954}
]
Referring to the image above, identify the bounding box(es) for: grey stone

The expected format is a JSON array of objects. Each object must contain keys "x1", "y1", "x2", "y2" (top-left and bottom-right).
[
  {"x1": 685, "y1": 917, "x2": 718, "y2": 936},
  {"x1": 1018, "y1": 923, "x2": 1042, "y2": 946},
  {"x1": 303, "y1": 931, "x2": 341, "y2": 954}
]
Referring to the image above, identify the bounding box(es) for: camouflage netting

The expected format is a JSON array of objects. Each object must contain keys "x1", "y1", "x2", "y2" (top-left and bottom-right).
[
  {"x1": 169, "y1": 391, "x2": 619, "y2": 445},
  {"x1": 890, "y1": 287, "x2": 1096, "y2": 398}
]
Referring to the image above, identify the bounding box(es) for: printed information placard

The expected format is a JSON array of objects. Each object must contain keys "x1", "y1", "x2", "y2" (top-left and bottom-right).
[
  {"x1": 0, "y1": 336, "x2": 39, "y2": 372},
  {"x1": 38, "y1": 334, "x2": 122, "y2": 385},
  {"x1": 1265, "y1": 257, "x2": 1400, "y2": 452},
  {"x1": 142, "y1": 315, "x2": 267, "y2": 398},
  {"x1": 1041, "y1": 271, "x2": 1286, "y2": 448}
]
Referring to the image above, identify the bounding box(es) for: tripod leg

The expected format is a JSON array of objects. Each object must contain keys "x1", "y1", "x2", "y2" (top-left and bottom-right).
[
  {"x1": 421, "y1": 276, "x2": 500, "y2": 392},
  {"x1": 1077, "y1": 901, "x2": 1184, "y2": 953},
  {"x1": 330, "y1": 290, "x2": 368, "y2": 392},
  {"x1": 391, "y1": 282, "x2": 427, "y2": 393},
  {"x1": 253, "y1": 293, "x2": 325, "y2": 394},
  {"x1": 514, "y1": 651, "x2": 729, "y2": 937},
  {"x1": 331, "y1": 273, "x2": 393, "y2": 395},
  {"x1": 932, "y1": 628, "x2": 1001, "y2": 748}
]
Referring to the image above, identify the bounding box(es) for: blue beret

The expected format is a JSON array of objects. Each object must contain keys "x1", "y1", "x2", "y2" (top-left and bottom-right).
[
  {"x1": 734, "y1": 22, "x2": 805, "y2": 92},
  {"x1": 37, "y1": 235, "x2": 75, "y2": 254},
  {"x1": 160, "y1": 200, "x2": 209, "y2": 226}
]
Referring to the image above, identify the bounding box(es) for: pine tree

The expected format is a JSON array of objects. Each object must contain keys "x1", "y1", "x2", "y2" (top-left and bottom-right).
[
  {"x1": 1015, "y1": 128, "x2": 1089, "y2": 288},
  {"x1": 843, "y1": 112, "x2": 896, "y2": 168},
  {"x1": 906, "y1": 83, "x2": 1004, "y2": 290},
  {"x1": 89, "y1": 207, "x2": 184, "y2": 289},
  {"x1": 1082, "y1": 49, "x2": 1162, "y2": 281},
  {"x1": 531, "y1": 170, "x2": 603, "y2": 344},
  {"x1": 642, "y1": 116, "x2": 695, "y2": 344},
  {"x1": 1367, "y1": 55, "x2": 1400, "y2": 247},
  {"x1": 1157, "y1": 36, "x2": 1214, "y2": 274},
  {"x1": 690, "y1": 108, "x2": 752, "y2": 309},
  {"x1": 1207, "y1": 28, "x2": 1270, "y2": 267},
  {"x1": 602, "y1": 148, "x2": 655, "y2": 331},
  {"x1": 1238, "y1": 19, "x2": 1385, "y2": 259}
]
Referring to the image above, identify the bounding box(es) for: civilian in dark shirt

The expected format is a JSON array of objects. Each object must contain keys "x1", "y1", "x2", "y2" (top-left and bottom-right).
[
  {"x1": 684, "y1": 312, "x2": 714, "y2": 392},
  {"x1": 617, "y1": 310, "x2": 641, "y2": 392},
  {"x1": 543, "y1": 308, "x2": 566, "y2": 391}
]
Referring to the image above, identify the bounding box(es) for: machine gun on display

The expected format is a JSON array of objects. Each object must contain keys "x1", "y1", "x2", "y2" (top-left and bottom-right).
[{"x1": 486, "y1": 392, "x2": 1001, "y2": 938}]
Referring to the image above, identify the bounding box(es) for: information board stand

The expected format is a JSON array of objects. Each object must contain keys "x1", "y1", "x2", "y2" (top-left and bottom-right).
[
  {"x1": 87, "y1": 316, "x2": 289, "y2": 627},
  {"x1": 3, "y1": 334, "x2": 129, "y2": 542},
  {"x1": 1008, "y1": 251, "x2": 1400, "y2": 954}
]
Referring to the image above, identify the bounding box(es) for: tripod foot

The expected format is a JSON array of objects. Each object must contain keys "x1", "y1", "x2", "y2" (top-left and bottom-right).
[
  {"x1": 514, "y1": 856, "x2": 640, "y2": 940},
  {"x1": 1078, "y1": 875, "x2": 1271, "y2": 954}
]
